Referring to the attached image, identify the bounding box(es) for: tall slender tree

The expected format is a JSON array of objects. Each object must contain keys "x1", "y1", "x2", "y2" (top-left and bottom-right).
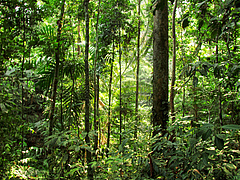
[
  {"x1": 170, "y1": 0, "x2": 177, "y2": 122},
  {"x1": 93, "y1": 0, "x2": 101, "y2": 157},
  {"x1": 48, "y1": 0, "x2": 65, "y2": 136},
  {"x1": 152, "y1": 0, "x2": 169, "y2": 136},
  {"x1": 119, "y1": 26, "x2": 122, "y2": 145},
  {"x1": 84, "y1": 0, "x2": 93, "y2": 178},
  {"x1": 21, "y1": 2, "x2": 26, "y2": 160},
  {"x1": 107, "y1": 40, "x2": 114, "y2": 158},
  {"x1": 47, "y1": 1, "x2": 65, "y2": 177},
  {"x1": 216, "y1": 36, "x2": 223, "y2": 126},
  {"x1": 135, "y1": 0, "x2": 141, "y2": 139}
]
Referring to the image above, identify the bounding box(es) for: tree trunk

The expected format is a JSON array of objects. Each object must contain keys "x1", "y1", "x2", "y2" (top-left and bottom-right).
[
  {"x1": 84, "y1": 0, "x2": 93, "y2": 179},
  {"x1": 107, "y1": 40, "x2": 114, "y2": 158},
  {"x1": 170, "y1": 0, "x2": 177, "y2": 122},
  {"x1": 135, "y1": 0, "x2": 141, "y2": 140},
  {"x1": 21, "y1": 4, "x2": 26, "y2": 160},
  {"x1": 93, "y1": 0, "x2": 101, "y2": 158},
  {"x1": 97, "y1": 75, "x2": 100, "y2": 147},
  {"x1": 47, "y1": 1, "x2": 65, "y2": 177},
  {"x1": 48, "y1": 0, "x2": 65, "y2": 136},
  {"x1": 152, "y1": 0, "x2": 169, "y2": 137},
  {"x1": 180, "y1": 31, "x2": 186, "y2": 118},
  {"x1": 216, "y1": 37, "x2": 223, "y2": 126},
  {"x1": 77, "y1": 19, "x2": 81, "y2": 56},
  {"x1": 119, "y1": 29, "x2": 122, "y2": 145}
]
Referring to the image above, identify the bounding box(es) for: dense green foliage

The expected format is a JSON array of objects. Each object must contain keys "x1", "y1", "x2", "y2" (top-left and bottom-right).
[{"x1": 0, "y1": 0, "x2": 240, "y2": 179}]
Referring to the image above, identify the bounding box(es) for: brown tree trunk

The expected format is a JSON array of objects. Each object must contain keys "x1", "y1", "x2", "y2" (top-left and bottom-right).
[
  {"x1": 47, "y1": 1, "x2": 65, "y2": 177},
  {"x1": 152, "y1": 0, "x2": 169, "y2": 137},
  {"x1": 216, "y1": 37, "x2": 223, "y2": 126},
  {"x1": 48, "y1": 0, "x2": 65, "y2": 136},
  {"x1": 84, "y1": 0, "x2": 93, "y2": 179},
  {"x1": 135, "y1": 0, "x2": 141, "y2": 140},
  {"x1": 107, "y1": 40, "x2": 114, "y2": 158},
  {"x1": 21, "y1": 4, "x2": 26, "y2": 160},
  {"x1": 97, "y1": 75, "x2": 100, "y2": 146},
  {"x1": 77, "y1": 20, "x2": 81, "y2": 56},
  {"x1": 170, "y1": 0, "x2": 177, "y2": 122},
  {"x1": 93, "y1": 0, "x2": 101, "y2": 158},
  {"x1": 119, "y1": 29, "x2": 122, "y2": 145}
]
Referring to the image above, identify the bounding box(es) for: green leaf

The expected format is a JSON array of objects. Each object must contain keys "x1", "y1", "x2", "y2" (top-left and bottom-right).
[
  {"x1": 224, "y1": 163, "x2": 237, "y2": 170},
  {"x1": 169, "y1": 156, "x2": 179, "y2": 165},
  {"x1": 62, "y1": 154, "x2": 69, "y2": 164},
  {"x1": 214, "y1": 136, "x2": 224, "y2": 150},
  {"x1": 189, "y1": 138, "x2": 198, "y2": 148},
  {"x1": 198, "y1": 19, "x2": 204, "y2": 30},
  {"x1": 211, "y1": 29, "x2": 218, "y2": 39},
  {"x1": 231, "y1": 150, "x2": 240, "y2": 154},
  {"x1": 236, "y1": 81, "x2": 240, "y2": 90},
  {"x1": 182, "y1": 18, "x2": 190, "y2": 29},
  {"x1": 197, "y1": 1, "x2": 207, "y2": 8},
  {"x1": 222, "y1": 124, "x2": 240, "y2": 130},
  {"x1": 75, "y1": 146, "x2": 80, "y2": 152},
  {"x1": 222, "y1": 166, "x2": 232, "y2": 176},
  {"x1": 4, "y1": 68, "x2": 16, "y2": 76},
  {"x1": 0, "y1": 103, "x2": 8, "y2": 113},
  {"x1": 202, "y1": 152, "x2": 208, "y2": 165},
  {"x1": 202, "y1": 129, "x2": 212, "y2": 141},
  {"x1": 193, "y1": 76, "x2": 198, "y2": 87},
  {"x1": 215, "y1": 134, "x2": 226, "y2": 140},
  {"x1": 199, "y1": 67, "x2": 208, "y2": 76},
  {"x1": 196, "y1": 129, "x2": 204, "y2": 139},
  {"x1": 205, "y1": 149, "x2": 216, "y2": 155}
]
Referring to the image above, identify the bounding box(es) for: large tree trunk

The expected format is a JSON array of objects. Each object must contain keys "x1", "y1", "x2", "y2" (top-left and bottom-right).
[
  {"x1": 152, "y1": 0, "x2": 169, "y2": 137},
  {"x1": 135, "y1": 0, "x2": 141, "y2": 140},
  {"x1": 84, "y1": 0, "x2": 93, "y2": 179}
]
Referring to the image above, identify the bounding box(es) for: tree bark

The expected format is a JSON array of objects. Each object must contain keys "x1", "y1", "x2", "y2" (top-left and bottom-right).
[
  {"x1": 49, "y1": 0, "x2": 65, "y2": 136},
  {"x1": 216, "y1": 36, "x2": 223, "y2": 126},
  {"x1": 107, "y1": 40, "x2": 114, "y2": 158},
  {"x1": 152, "y1": 0, "x2": 169, "y2": 137},
  {"x1": 135, "y1": 0, "x2": 141, "y2": 140},
  {"x1": 47, "y1": 1, "x2": 65, "y2": 177},
  {"x1": 84, "y1": 0, "x2": 93, "y2": 179},
  {"x1": 170, "y1": 0, "x2": 177, "y2": 122},
  {"x1": 119, "y1": 29, "x2": 122, "y2": 145},
  {"x1": 93, "y1": 0, "x2": 101, "y2": 158}
]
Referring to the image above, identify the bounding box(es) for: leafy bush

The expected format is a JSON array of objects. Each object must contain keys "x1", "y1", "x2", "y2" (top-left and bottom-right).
[{"x1": 148, "y1": 122, "x2": 240, "y2": 179}]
